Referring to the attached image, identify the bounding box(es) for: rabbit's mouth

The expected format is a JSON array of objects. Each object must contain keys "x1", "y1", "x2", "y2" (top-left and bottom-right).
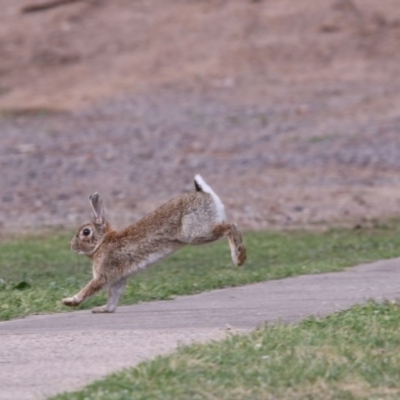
[
  {"x1": 71, "y1": 246, "x2": 80, "y2": 254},
  {"x1": 70, "y1": 238, "x2": 104, "y2": 257},
  {"x1": 71, "y1": 246, "x2": 89, "y2": 256},
  {"x1": 70, "y1": 241, "x2": 82, "y2": 254}
]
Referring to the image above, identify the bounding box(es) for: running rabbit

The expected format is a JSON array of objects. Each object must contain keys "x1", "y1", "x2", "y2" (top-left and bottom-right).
[{"x1": 63, "y1": 175, "x2": 246, "y2": 313}]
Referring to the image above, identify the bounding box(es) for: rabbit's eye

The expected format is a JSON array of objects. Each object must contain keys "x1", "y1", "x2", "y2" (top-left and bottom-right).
[{"x1": 82, "y1": 228, "x2": 91, "y2": 236}]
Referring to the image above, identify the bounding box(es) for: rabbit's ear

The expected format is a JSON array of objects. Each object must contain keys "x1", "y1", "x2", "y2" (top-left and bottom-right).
[{"x1": 89, "y1": 193, "x2": 105, "y2": 225}]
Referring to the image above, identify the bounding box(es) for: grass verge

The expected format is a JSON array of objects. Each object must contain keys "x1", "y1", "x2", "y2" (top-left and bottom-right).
[
  {"x1": 51, "y1": 300, "x2": 400, "y2": 400},
  {"x1": 1, "y1": 223, "x2": 400, "y2": 321}
]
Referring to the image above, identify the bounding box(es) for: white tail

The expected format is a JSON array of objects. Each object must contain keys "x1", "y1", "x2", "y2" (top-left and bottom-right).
[{"x1": 194, "y1": 174, "x2": 226, "y2": 222}]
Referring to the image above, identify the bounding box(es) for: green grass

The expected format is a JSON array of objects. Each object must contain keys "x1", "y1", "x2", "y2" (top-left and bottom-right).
[
  {"x1": 1, "y1": 223, "x2": 400, "y2": 321},
  {"x1": 0, "y1": 232, "x2": 91, "y2": 320},
  {"x1": 51, "y1": 300, "x2": 400, "y2": 400}
]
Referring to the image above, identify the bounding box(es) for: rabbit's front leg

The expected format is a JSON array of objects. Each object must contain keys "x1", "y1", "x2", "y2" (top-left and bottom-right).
[
  {"x1": 92, "y1": 277, "x2": 127, "y2": 313},
  {"x1": 63, "y1": 278, "x2": 105, "y2": 307}
]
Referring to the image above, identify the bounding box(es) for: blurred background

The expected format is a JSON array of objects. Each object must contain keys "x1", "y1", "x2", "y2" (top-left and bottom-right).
[{"x1": 1, "y1": 0, "x2": 400, "y2": 233}]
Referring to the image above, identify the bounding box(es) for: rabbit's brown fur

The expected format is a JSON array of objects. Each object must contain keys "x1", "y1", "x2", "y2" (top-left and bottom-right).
[{"x1": 63, "y1": 175, "x2": 246, "y2": 313}]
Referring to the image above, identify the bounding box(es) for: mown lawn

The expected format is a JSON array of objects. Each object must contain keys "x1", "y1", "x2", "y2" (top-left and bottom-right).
[
  {"x1": 52, "y1": 301, "x2": 400, "y2": 400},
  {"x1": 1, "y1": 223, "x2": 400, "y2": 321}
]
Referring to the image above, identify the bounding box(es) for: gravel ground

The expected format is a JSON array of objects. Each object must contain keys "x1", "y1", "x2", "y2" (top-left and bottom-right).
[
  {"x1": 1, "y1": 0, "x2": 400, "y2": 233},
  {"x1": 2, "y1": 82, "x2": 400, "y2": 234}
]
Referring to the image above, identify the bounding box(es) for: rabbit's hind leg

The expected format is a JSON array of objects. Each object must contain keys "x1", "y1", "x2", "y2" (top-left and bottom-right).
[
  {"x1": 92, "y1": 277, "x2": 128, "y2": 313},
  {"x1": 213, "y1": 223, "x2": 247, "y2": 266}
]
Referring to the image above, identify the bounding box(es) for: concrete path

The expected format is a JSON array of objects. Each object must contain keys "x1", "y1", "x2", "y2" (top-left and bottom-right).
[{"x1": 1, "y1": 258, "x2": 400, "y2": 400}]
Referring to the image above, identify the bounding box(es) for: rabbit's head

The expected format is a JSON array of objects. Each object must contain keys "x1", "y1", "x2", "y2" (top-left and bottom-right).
[{"x1": 70, "y1": 193, "x2": 110, "y2": 256}]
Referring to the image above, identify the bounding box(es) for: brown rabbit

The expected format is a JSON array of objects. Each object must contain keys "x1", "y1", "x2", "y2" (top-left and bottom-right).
[{"x1": 63, "y1": 175, "x2": 246, "y2": 313}]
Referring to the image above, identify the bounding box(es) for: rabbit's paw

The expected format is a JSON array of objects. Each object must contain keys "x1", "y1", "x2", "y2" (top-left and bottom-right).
[
  {"x1": 92, "y1": 305, "x2": 114, "y2": 313},
  {"x1": 62, "y1": 296, "x2": 80, "y2": 307},
  {"x1": 237, "y1": 245, "x2": 247, "y2": 266}
]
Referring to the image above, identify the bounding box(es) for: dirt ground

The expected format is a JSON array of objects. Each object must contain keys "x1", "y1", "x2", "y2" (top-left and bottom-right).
[{"x1": 1, "y1": 0, "x2": 400, "y2": 233}]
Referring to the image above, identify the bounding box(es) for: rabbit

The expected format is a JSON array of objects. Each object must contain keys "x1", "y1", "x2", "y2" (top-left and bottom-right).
[{"x1": 63, "y1": 174, "x2": 246, "y2": 313}]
